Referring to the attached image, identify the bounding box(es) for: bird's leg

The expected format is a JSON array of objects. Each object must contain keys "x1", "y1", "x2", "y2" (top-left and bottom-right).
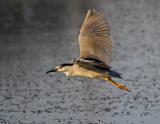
[{"x1": 102, "y1": 77, "x2": 130, "y2": 92}]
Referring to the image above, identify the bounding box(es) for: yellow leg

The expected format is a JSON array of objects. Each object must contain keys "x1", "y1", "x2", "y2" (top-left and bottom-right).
[{"x1": 103, "y1": 77, "x2": 130, "y2": 92}]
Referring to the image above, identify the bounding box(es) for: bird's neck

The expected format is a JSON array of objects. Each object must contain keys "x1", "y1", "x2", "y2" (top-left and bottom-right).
[{"x1": 63, "y1": 65, "x2": 75, "y2": 76}]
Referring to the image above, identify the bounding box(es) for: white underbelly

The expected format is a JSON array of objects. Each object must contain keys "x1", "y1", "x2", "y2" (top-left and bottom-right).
[{"x1": 66, "y1": 66, "x2": 103, "y2": 78}]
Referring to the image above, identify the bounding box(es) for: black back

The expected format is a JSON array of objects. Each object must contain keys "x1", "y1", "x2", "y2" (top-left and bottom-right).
[
  {"x1": 59, "y1": 63, "x2": 73, "y2": 68},
  {"x1": 78, "y1": 58, "x2": 122, "y2": 78}
]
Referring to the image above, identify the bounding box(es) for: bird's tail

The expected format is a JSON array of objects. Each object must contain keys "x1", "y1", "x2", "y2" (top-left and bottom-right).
[
  {"x1": 108, "y1": 69, "x2": 122, "y2": 78},
  {"x1": 102, "y1": 77, "x2": 130, "y2": 92}
]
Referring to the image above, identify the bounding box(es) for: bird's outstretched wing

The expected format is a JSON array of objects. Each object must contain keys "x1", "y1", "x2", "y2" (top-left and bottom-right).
[{"x1": 79, "y1": 9, "x2": 112, "y2": 64}]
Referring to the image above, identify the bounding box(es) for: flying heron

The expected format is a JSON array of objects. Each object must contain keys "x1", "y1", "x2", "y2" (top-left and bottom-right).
[{"x1": 46, "y1": 9, "x2": 130, "y2": 92}]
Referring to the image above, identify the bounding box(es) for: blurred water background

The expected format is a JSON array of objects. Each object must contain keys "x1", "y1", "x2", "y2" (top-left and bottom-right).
[{"x1": 0, "y1": 0, "x2": 160, "y2": 124}]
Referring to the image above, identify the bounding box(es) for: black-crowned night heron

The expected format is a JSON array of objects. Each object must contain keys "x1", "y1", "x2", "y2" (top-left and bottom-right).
[{"x1": 46, "y1": 9, "x2": 130, "y2": 92}]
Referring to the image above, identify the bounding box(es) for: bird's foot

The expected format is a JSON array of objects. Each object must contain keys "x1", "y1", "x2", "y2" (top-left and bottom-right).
[
  {"x1": 103, "y1": 77, "x2": 131, "y2": 92},
  {"x1": 117, "y1": 84, "x2": 131, "y2": 92}
]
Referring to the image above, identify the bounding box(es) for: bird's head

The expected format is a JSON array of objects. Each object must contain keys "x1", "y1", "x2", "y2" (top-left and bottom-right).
[{"x1": 46, "y1": 63, "x2": 74, "y2": 74}]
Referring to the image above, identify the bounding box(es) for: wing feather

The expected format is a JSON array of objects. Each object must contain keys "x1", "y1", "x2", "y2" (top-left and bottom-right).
[{"x1": 79, "y1": 9, "x2": 112, "y2": 64}]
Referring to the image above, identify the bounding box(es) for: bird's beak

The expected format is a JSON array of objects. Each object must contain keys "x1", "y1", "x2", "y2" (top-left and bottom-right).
[{"x1": 46, "y1": 68, "x2": 58, "y2": 74}]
